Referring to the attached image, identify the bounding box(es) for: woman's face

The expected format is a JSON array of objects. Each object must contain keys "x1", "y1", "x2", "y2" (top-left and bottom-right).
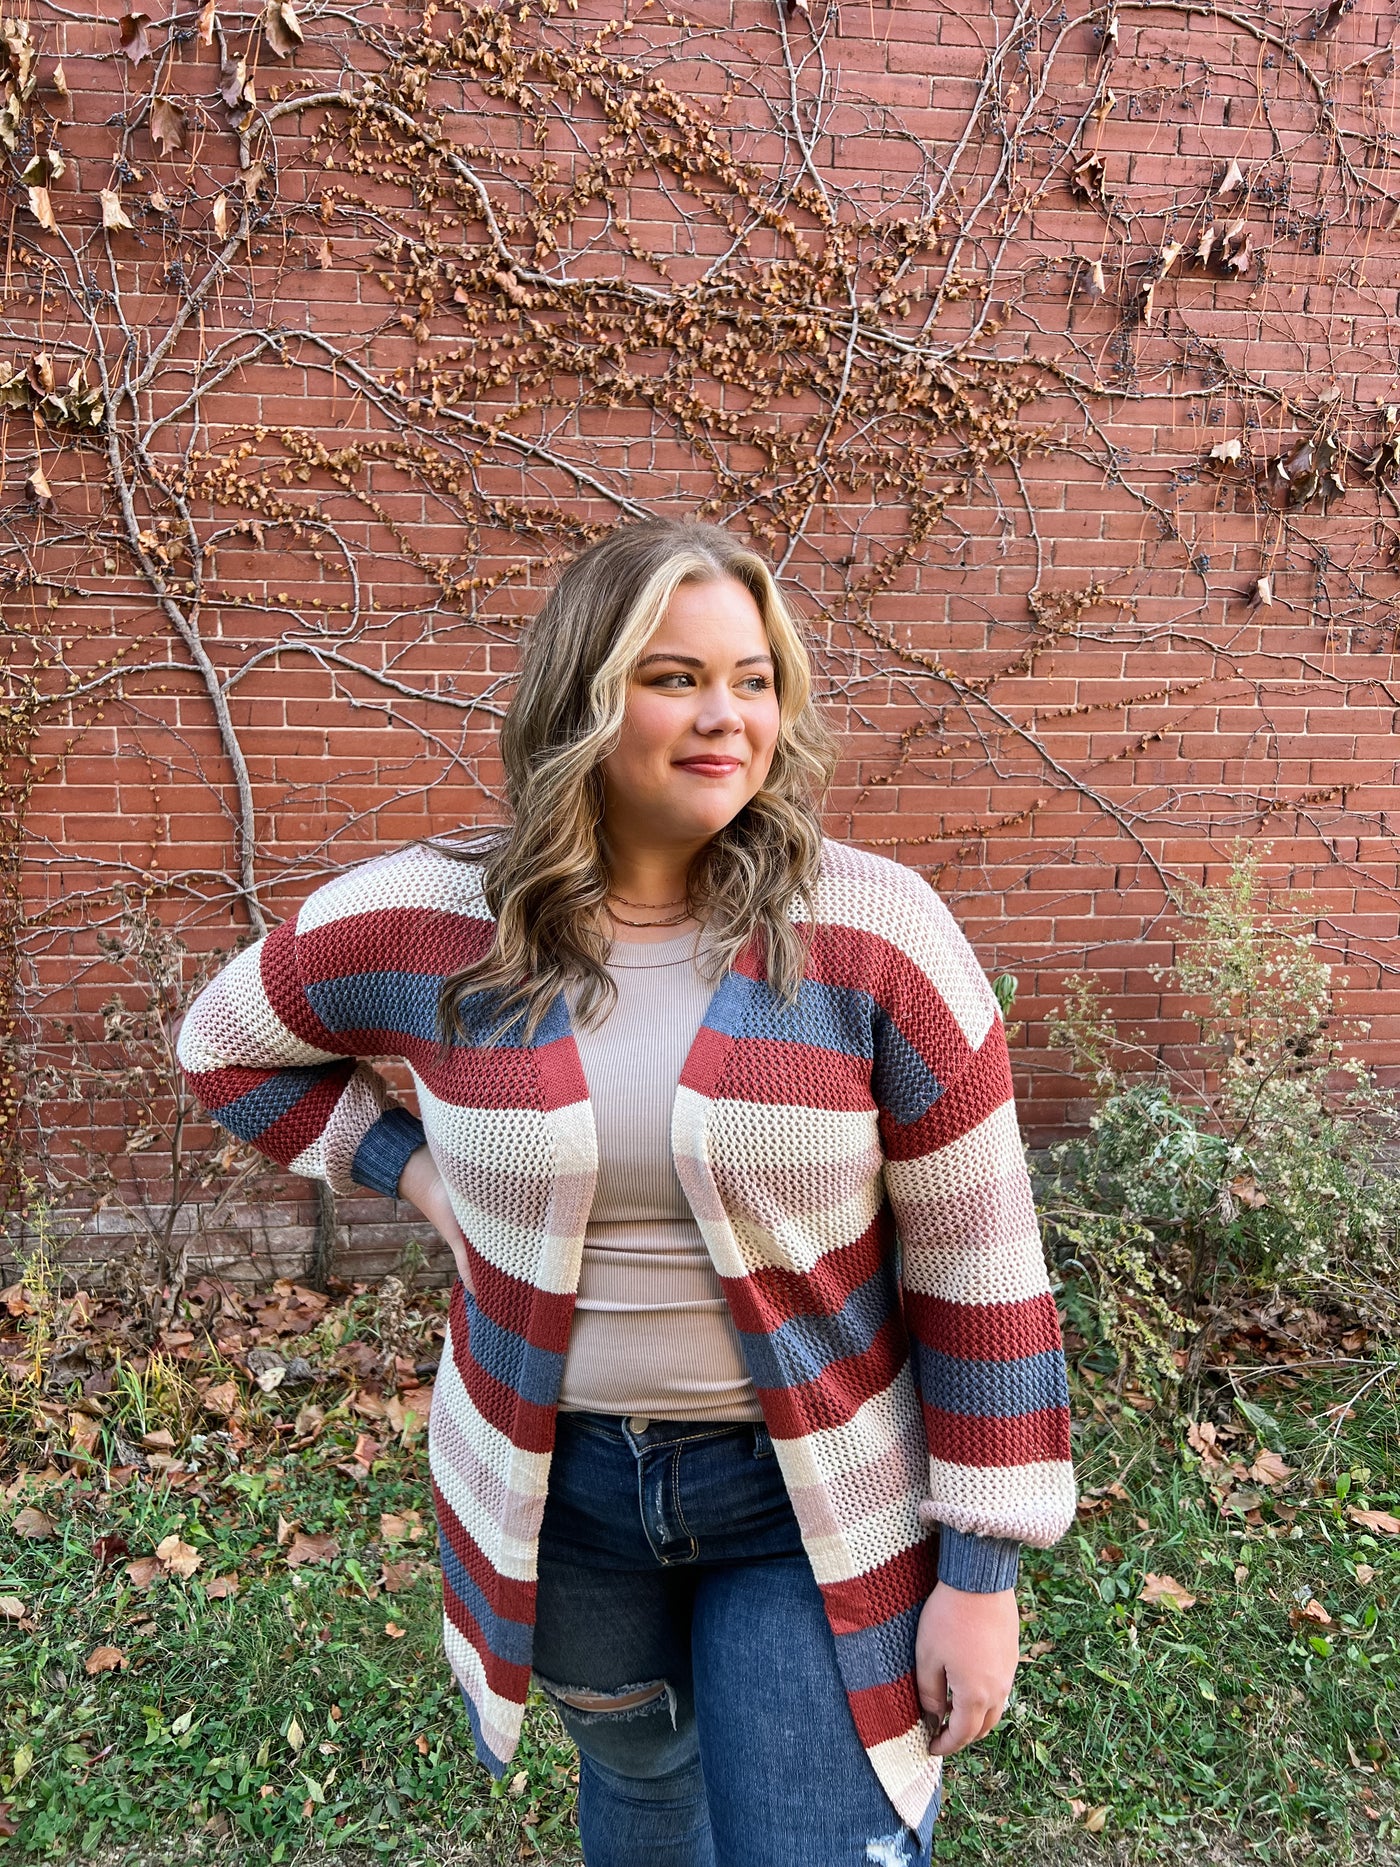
[{"x1": 599, "y1": 576, "x2": 782, "y2": 853}]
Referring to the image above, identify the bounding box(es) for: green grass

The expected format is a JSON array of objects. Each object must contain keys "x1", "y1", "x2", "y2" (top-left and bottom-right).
[{"x1": 3, "y1": 1359, "x2": 1398, "y2": 1863}]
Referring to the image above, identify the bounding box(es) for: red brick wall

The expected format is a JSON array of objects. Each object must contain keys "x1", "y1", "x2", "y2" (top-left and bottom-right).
[{"x1": 6, "y1": 0, "x2": 1398, "y2": 1283}]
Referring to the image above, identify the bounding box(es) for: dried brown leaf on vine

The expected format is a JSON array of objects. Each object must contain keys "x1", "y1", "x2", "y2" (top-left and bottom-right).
[
  {"x1": 27, "y1": 463, "x2": 53, "y2": 507},
  {"x1": 219, "y1": 57, "x2": 252, "y2": 109},
  {"x1": 1069, "y1": 154, "x2": 1109, "y2": 208},
  {"x1": 26, "y1": 186, "x2": 57, "y2": 232},
  {"x1": 198, "y1": 0, "x2": 217, "y2": 44},
  {"x1": 213, "y1": 194, "x2": 230, "y2": 240},
  {"x1": 149, "y1": 97, "x2": 185, "y2": 156},
  {"x1": 100, "y1": 187, "x2": 133, "y2": 232},
  {"x1": 1208, "y1": 438, "x2": 1242, "y2": 466},
  {"x1": 1215, "y1": 158, "x2": 1246, "y2": 198},
  {"x1": 1071, "y1": 256, "x2": 1106, "y2": 303},
  {"x1": 318, "y1": 237, "x2": 333, "y2": 269},
  {"x1": 263, "y1": 0, "x2": 304, "y2": 58},
  {"x1": 119, "y1": 12, "x2": 151, "y2": 64},
  {"x1": 1250, "y1": 575, "x2": 1273, "y2": 609}
]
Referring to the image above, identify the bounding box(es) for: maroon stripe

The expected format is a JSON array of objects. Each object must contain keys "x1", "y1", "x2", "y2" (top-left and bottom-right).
[
  {"x1": 705, "y1": 1036, "x2": 876, "y2": 1111},
  {"x1": 845, "y1": 1676, "x2": 927, "y2": 1751},
  {"x1": 820, "y1": 1540, "x2": 936, "y2": 1635},
  {"x1": 467, "y1": 1258, "x2": 575, "y2": 1356},
  {"x1": 431, "y1": 1477, "x2": 537, "y2": 1623},
  {"x1": 877, "y1": 940, "x2": 978, "y2": 1089},
  {"x1": 441, "y1": 1577, "x2": 533, "y2": 1702},
  {"x1": 923, "y1": 1401, "x2": 1072, "y2": 1466},
  {"x1": 296, "y1": 905, "x2": 492, "y2": 984},
  {"x1": 756, "y1": 1316, "x2": 908, "y2": 1437},
  {"x1": 183, "y1": 1061, "x2": 279, "y2": 1110},
  {"x1": 719, "y1": 1212, "x2": 892, "y2": 1334},
  {"x1": 258, "y1": 1065, "x2": 354, "y2": 1165},
  {"x1": 880, "y1": 1026, "x2": 1013, "y2": 1159},
  {"x1": 260, "y1": 918, "x2": 340, "y2": 1051},
  {"x1": 678, "y1": 1022, "x2": 733, "y2": 1096},
  {"x1": 904, "y1": 1290, "x2": 1063, "y2": 1362},
  {"x1": 411, "y1": 1042, "x2": 545, "y2": 1109},
  {"x1": 447, "y1": 1314, "x2": 556, "y2": 1453},
  {"x1": 531, "y1": 1034, "x2": 591, "y2": 1112}
]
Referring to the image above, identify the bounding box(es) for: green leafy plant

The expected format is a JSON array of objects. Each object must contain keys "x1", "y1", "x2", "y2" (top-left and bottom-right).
[{"x1": 1038, "y1": 849, "x2": 1400, "y2": 1386}]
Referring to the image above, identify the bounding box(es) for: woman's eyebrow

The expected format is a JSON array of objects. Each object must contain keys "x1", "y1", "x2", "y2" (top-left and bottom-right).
[{"x1": 635, "y1": 651, "x2": 775, "y2": 669}]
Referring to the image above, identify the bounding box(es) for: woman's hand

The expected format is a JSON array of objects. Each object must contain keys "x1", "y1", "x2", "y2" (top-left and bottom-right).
[
  {"x1": 398, "y1": 1145, "x2": 473, "y2": 1292},
  {"x1": 915, "y1": 1582, "x2": 1020, "y2": 1757}
]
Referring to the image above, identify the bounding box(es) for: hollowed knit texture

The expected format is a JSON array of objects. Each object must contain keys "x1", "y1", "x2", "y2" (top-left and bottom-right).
[
  {"x1": 560, "y1": 926, "x2": 763, "y2": 1423},
  {"x1": 175, "y1": 836, "x2": 1077, "y2": 1833}
]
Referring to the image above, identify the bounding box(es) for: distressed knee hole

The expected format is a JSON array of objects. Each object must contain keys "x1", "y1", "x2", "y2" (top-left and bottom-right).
[{"x1": 537, "y1": 1675, "x2": 677, "y2": 1727}]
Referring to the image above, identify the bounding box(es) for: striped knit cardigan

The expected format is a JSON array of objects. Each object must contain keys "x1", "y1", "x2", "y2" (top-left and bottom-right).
[{"x1": 176, "y1": 834, "x2": 1076, "y2": 1831}]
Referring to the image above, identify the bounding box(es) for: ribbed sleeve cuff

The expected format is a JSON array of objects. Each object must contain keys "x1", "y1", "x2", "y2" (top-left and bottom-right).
[
  {"x1": 936, "y1": 1525, "x2": 1021, "y2": 1593},
  {"x1": 350, "y1": 1106, "x2": 428, "y2": 1198}
]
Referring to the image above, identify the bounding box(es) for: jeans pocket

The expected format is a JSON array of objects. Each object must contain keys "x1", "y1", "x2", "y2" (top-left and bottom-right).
[{"x1": 751, "y1": 1423, "x2": 774, "y2": 1459}]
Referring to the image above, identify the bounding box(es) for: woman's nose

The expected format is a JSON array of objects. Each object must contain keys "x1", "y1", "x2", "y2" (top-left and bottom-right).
[{"x1": 694, "y1": 684, "x2": 743, "y2": 734}]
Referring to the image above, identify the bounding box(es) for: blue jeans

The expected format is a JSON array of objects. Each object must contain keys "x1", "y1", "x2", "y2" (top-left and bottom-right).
[{"x1": 532, "y1": 1412, "x2": 936, "y2": 1867}]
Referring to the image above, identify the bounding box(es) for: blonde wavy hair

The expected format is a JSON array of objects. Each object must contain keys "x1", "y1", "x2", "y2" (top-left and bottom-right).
[{"x1": 422, "y1": 519, "x2": 838, "y2": 1045}]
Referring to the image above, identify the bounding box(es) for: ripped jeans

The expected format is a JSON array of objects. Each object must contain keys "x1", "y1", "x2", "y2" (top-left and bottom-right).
[{"x1": 532, "y1": 1412, "x2": 935, "y2": 1867}]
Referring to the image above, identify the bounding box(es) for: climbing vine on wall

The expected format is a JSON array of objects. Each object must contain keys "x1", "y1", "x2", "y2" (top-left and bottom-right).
[{"x1": 3, "y1": 0, "x2": 1399, "y2": 1245}]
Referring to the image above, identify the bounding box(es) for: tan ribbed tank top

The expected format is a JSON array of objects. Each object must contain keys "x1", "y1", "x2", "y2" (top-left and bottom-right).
[{"x1": 560, "y1": 926, "x2": 762, "y2": 1422}]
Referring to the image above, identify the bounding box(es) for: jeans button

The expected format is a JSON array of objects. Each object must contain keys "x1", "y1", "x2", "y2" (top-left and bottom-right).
[{"x1": 627, "y1": 1415, "x2": 651, "y2": 1434}]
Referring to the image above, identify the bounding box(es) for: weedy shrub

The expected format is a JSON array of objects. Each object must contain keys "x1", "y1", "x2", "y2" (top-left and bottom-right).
[
  {"x1": 15, "y1": 893, "x2": 283, "y2": 1332},
  {"x1": 1036, "y1": 850, "x2": 1400, "y2": 1386}
]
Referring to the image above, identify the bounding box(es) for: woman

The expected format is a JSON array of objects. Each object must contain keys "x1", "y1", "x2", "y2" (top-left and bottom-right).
[{"x1": 177, "y1": 519, "x2": 1075, "y2": 1866}]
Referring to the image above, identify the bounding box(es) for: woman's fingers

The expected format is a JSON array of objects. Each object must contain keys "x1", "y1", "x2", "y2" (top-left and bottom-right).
[
  {"x1": 927, "y1": 1698, "x2": 983, "y2": 1758},
  {"x1": 918, "y1": 1664, "x2": 950, "y2": 1725}
]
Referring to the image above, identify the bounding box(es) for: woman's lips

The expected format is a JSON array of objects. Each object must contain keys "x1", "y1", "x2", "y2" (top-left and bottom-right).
[{"x1": 675, "y1": 757, "x2": 743, "y2": 776}]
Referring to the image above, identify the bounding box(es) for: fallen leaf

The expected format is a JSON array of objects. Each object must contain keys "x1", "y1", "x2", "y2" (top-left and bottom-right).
[
  {"x1": 285, "y1": 1530, "x2": 339, "y2": 1568},
  {"x1": 352, "y1": 1432, "x2": 381, "y2": 1469},
  {"x1": 277, "y1": 1513, "x2": 296, "y2": 1547},
  {"x1": 141, "y1": 1429, "x2": 176, "y2": 1452},
  {"x1": 155, "y1": 1534, "x2": 201, "y2": 1578},
  {"x1": 85, "y1": 1644, "x2": 126, "y2": 1675},
  {"x1": 1250, "y1": 1449, "x2": 1294, "y2": 1487},
  {"x1": 286, "y1": 1714, "x2": 305, "y2": 1754},
  {"x1": 1348, "y1": 1506, "x2": 1400, "y2": 1535},
  {"x1": 379, "y1": 1509, "x2": 425, "y2": 1544},
  {"x1": 1291, "y1": 1597, "x2": 1332, "y2": 1628},
  {"x1": 124, "y1": 1555, "x2": 161, "y2": 1588},
  {"x1": 205, "y1": 1573, "x2": 240, "y2": 1599},
  {"x1": 13, "y1": 1506, "x2": 54, "y2": 1539},
  {"x1": 1022, "y1": 1639, "x2": 1054, "y2": 1660},
  {"x1": 202, "y1": 1381, "x2": 240, "y2": 1416},
  {"x1": 384, "y1": 1620, "x2": 406, "y2": 1638},
  {"x1": 293, "y1": 1402, "x2": 324, "y2": 1438},
  {"x1": 351, "y1": 1390, "x2": 389, "y2": 1421},
  {"x1": 1357, "y1": 1563, "x2": 1376, "y2": 1585},
  {"x1": 1084, "y1": 1806, "x2": 1110, "y2": 1833},
  {"x1": 1186, "y1": 1421, "x2": 1225, "y2": 1468},
  {"x1": 1140, "y1": 1572, "x2": 1198, "y2": 1610},
  {"x1": 381, "y1": 1560, "x2": 418, "y2": 1594},
  {"x1": 0, "y1": 1597, "x2": 28, "y2": 1621},
  {"x1": 93, "y1": 1532, "x2": 130, "y2": 1567},
  {"x1": 100, "y1": 187, "x2": 134, "y2": 231}
]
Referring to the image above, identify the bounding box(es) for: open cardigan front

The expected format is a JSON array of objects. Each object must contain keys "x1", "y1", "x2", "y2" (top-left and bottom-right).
[{"x1": 176, "y1": 835, "x2": 1076, "y2": 1831}]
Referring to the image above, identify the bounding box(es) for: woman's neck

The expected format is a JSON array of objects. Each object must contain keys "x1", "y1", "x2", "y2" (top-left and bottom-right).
[{"x1": 603, "y1": 843, "x2": 706, "y2": 945}]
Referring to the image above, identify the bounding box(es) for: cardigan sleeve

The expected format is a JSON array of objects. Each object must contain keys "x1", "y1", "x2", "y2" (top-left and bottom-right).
[
  {"x1": 870, "y1": 873, "x2": 1077, "y2": 1568},
  {"x1": 175, "y1": 904, "x2": 426, "y2": 1201}
]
